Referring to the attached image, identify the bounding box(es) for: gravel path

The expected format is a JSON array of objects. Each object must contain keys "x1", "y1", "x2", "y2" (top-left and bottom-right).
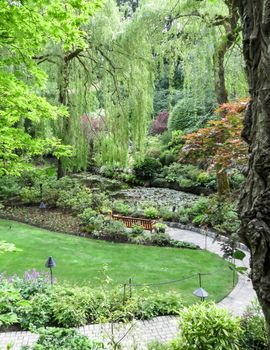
[{"x1": 0, "y1": 227, "x2": 256, "y2": 350}]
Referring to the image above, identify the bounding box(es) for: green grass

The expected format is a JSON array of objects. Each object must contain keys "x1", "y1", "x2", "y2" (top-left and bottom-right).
[{"x1": 0, "y1": 219, "x2": 234, "y2": 304}]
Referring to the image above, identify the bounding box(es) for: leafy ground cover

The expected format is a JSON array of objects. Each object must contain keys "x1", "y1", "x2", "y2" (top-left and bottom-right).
[{"x1": 0, "y1": 220, "x2": 233, "y2": 304}]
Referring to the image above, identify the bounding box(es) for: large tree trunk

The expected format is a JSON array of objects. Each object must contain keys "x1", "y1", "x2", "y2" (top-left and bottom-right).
[
  {"x1": 215, "y1": 163, "x2": 230, "y2": 196},
  {"x1": 214, "y1": 43, "x2": 229, "y2": 104},
  {"x1": 213, "y1": 0, "x2": 239, "y2": 104},
  {"x1": 236, "y1": 0, "x2": 270, "y2": 344},
  {"x1": 57, "y1": 57, "x2": 70, "y2": 179}
]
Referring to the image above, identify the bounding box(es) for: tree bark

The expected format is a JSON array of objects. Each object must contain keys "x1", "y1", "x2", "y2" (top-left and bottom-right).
[
  {"x1": 214, "y1": 44, "x2": 229, "y2": 104},
  {"x1": 57, "y1": 55, "x2": 71, "y2": 179},
  {"x1": 235, "y1": 0, "x2": 270, "y2": 344},
  {"x1": 213, "y1": 1, "x2": 240, "y2": 104},
  {"x1": 216, "y1": 163, "x2": 230, "y2": 196}
]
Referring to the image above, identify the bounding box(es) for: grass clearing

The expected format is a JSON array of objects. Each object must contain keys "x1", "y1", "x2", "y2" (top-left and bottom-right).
[{"x1": 0, "y1": 219, "x2": 233, "y2": 304}]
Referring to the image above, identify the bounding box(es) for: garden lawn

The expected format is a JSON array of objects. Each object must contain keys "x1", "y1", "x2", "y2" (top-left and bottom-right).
[{"x1": 0, "y1": 219, "x2": 233, "y2": 304}]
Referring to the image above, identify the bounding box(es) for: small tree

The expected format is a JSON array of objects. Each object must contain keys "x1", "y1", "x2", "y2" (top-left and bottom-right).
[
  {"x1": 180, "y1": 100, "x2": 248, "y2": 196},
  {"x1": 150, "y1": 111, "x2": 169, "y2": 135}
]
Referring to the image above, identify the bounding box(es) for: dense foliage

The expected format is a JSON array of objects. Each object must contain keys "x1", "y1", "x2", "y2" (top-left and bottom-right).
[
  {"x1": 174, "y1": 303, "x2": 242, "y2": 350},
  {"x1": 0, "y1": 0, "x2": 101, "y2": 175},
  {"x1": 147, "y1": 302, "x2": 266, "y2": 350},
  {"x1": 0, "y1": 272, "x2": 183, "y2": 330},
  {"x1": 24, "y1": 328, "x2": 104, "y2": 350},
  {"x1": 181, "y1": 101, "x2": 248, "y2": 195}
]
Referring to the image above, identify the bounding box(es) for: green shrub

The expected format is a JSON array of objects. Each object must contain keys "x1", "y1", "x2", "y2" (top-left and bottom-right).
[
  {"x1": 159, "y1": 207, "x2": 174, "y2": 221},
  {"x1": 134, "y1": 157, "x2": 162, "y2": 180},
  {"x1": 192, "y1": 214, "x2": 207, "y2": 226},
  {"x1": 112, "y1": 201, "x2": 131, "y2": 216},
  {"x1": 102, "y1": 219, "x2": 127, "y2": 237},
  {"x1": 176, "y1": 206, "x2": 192, "y2": 224},
  {"x1": 150, "y1": 233, "x2": 171, "y2": 246},
  {"x1": 178, "y1": 177, "x2": 193, "y2": 188},
  {"x1": 120, "y1": 173, "x2": 138, "y2": 184},
  {"x1": 0, "y1": 284, "x2": 21, "y2": 327},
  {"x1": 176, "y1": 303, "x2": 242, "y2": 350},
  {"x1": 159, "y1": 150, "x2": 177, "y2": 166},
  {"x1": 178, "y1": 215, "x2": 189, "y2": 225},
  {"x1": 0, "y1": 176, "x2": 21, "y2": 202},
  {"x1": 182, "y1": 196, "x2": 240, "y2": 234},
  {"x1": 144, "y1": 206, "x2": 159, "y2": 219},
  {"x1": 131, "y1": 290, "x2": 183, "y2": 320},
  {"x1": 151, "y1": 177, "x2": 168, "y2": 188},
  {"x1": 162, "y1": 163, "x2": 215, "y2": 190},
  {"x1": 153, "y1": 222, "x2": 167, "y2": 233},
  {"x1": 148, "y1": 341, "x2": 171, "y2": 350},
  {"x1": 241, "y1": 301, "x2": 267, "y2": 350},
  {"x1": 131, "y1": 224, "x2": 144, "y2": 235},
  {"x1": 213, "y1": 205, "x2": 240, "y2": 234},
  {"x1": 196, "y1": 171, "x2": 211, "y2": 184},
  {"x1": 32, "y1": 328, "x2": 104, "y2": 350},
  {"x1": 81, "y1": 214, "x2": 104, "y2": 234},
  {"x1": 170, "y1": 241, "x2": 197, "y2": 249},
  {"x1": 141, "y1": 201, "x2": 157, "y2": 209},
  {"x1": 130, "y1": 234, "x2": 149, "y2": 245},
  {"x1": 0, "y1": 275, "x2": 186, "y2": 331},
  {"x1": 51, "y1": 287, "x2": 91, "y2": 327},
  {"x1": 145, "y1": 136, "x2": 164, "y2": 158},
  {"x1": 56, "y1": 186, "x2": 92, "y2": 213},
  {"x1": 162, "y1": 164, "x2": 198, "y2": 183},
  {"x1": 17, "y1": 175, "x2": 93, "y2": 213},
  {"x1": 230, "y1": 172, "x2": 246, "y2": 190},
  {"x1": 19, "y1": 292, "x2": 53, "y2": 329},
  {"x1": 91, "y1": 192, "x2": 110, "y2": 212},
  {"x1": 190, "y1": 196, "x2": 210, "y2": 217},
  {"x1": 79, "y1": 209, "x2": 97, "y2": 226}
]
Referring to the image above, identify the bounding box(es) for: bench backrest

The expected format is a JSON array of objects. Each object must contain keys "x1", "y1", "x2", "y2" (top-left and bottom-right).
[{"x1": 112, "y1": 214, "x2": 155, "y2": 231}]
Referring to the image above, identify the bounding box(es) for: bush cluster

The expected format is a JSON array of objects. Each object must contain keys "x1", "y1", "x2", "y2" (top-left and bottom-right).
[
  {"x1": 147, "y1": 302, "x2": 267, "y2": 350},
  {"x1": 0, "y1": 273, "x2": 183, "y2": 331},
  {"x1": 177, "y1": 195, "x2": 240, "y2": 234},
  {"x1": 161, "y1": 163, "x2": 216, "y2": 190},
  {"x1": 80, "y1": 208, "x2": 197, "y2": 249},
  {"x1": 133, "y1": 157, "x2": 162, "y2": 180},
  {"x1": 22, "y1": 328, "x2": 104, "y2": 350},
  {"x1": 0, "y1": 171, "x2": 94, "y2": 214},
  {"x1": 108, "y1": 195, "x2": 239, "y2": 237}
]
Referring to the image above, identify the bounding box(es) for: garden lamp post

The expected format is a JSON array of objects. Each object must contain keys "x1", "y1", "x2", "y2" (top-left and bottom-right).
[
  {"x1": 39, "y1": 201, "x2": 46, "y2": 221},
  {"x1": 39, "y1": 184, "x2": 46, "y2": 221},
  {"x1": 193, "y1": 272, "x2": 209, "y2": 301},
  {"x1": 45, "y1": 256, "x2": 56, "y2": 285},
  {"x1": 39, "y1": 201, "x2": 46, "y2": 210},
  {"x1": 193, "y1": 287, "x2": 209, "y2": 302}
]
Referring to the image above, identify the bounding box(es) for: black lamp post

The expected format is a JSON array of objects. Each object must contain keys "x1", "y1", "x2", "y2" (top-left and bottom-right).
[
  {"x1": 45, "y1": 256, "x2": 56, "y2": 285},
  {"x1": 39, "y1": 201, "x2": 46, "y2": 210},
  {"x1": 39, "y1": 183, "x2": 46, "y2": 220},
  {"x1": 193, "y1": 273, "x2": 209, "y2": 301}
]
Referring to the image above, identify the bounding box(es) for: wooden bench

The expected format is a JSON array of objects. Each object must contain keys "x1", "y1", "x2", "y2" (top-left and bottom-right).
[{"x1": 112, "y1": 214, "x2": 155, "y2": 232}]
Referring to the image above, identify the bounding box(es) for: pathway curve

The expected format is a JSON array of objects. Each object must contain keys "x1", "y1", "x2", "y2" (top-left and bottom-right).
[{"x1": 0, "y1": 227, "x2": 256, "y2": 350}]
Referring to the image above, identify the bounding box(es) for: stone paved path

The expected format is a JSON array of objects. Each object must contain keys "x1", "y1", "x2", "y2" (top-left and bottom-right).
[{"x1": 0, "y1": 227, "x2": 256, "y2": 350}]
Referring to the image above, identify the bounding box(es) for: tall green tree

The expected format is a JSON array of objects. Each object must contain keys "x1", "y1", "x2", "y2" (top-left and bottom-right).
[
  {"x1": 40, "y1": 0, "x2": 159, "y2": 173},
  {"x1": 0, "y1": 0, "x2": 101, "y2": 176}
]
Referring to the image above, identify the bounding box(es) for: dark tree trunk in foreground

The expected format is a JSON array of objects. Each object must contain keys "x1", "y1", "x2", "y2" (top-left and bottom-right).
[{"x1": 235, "y1": 0, "x2": 270, "y2": 344}]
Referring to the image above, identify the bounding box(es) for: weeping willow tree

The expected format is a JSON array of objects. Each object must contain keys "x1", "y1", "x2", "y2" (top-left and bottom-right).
[
  {"x1": 36, "y1": 0, "x2": 248, "y2": 173},
  {"x1": 166, "y1": 0, "x2": 248, "y2": 105},
  {"x1": 37, "y1": 0, "x2": 161, "y2": 173}
]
